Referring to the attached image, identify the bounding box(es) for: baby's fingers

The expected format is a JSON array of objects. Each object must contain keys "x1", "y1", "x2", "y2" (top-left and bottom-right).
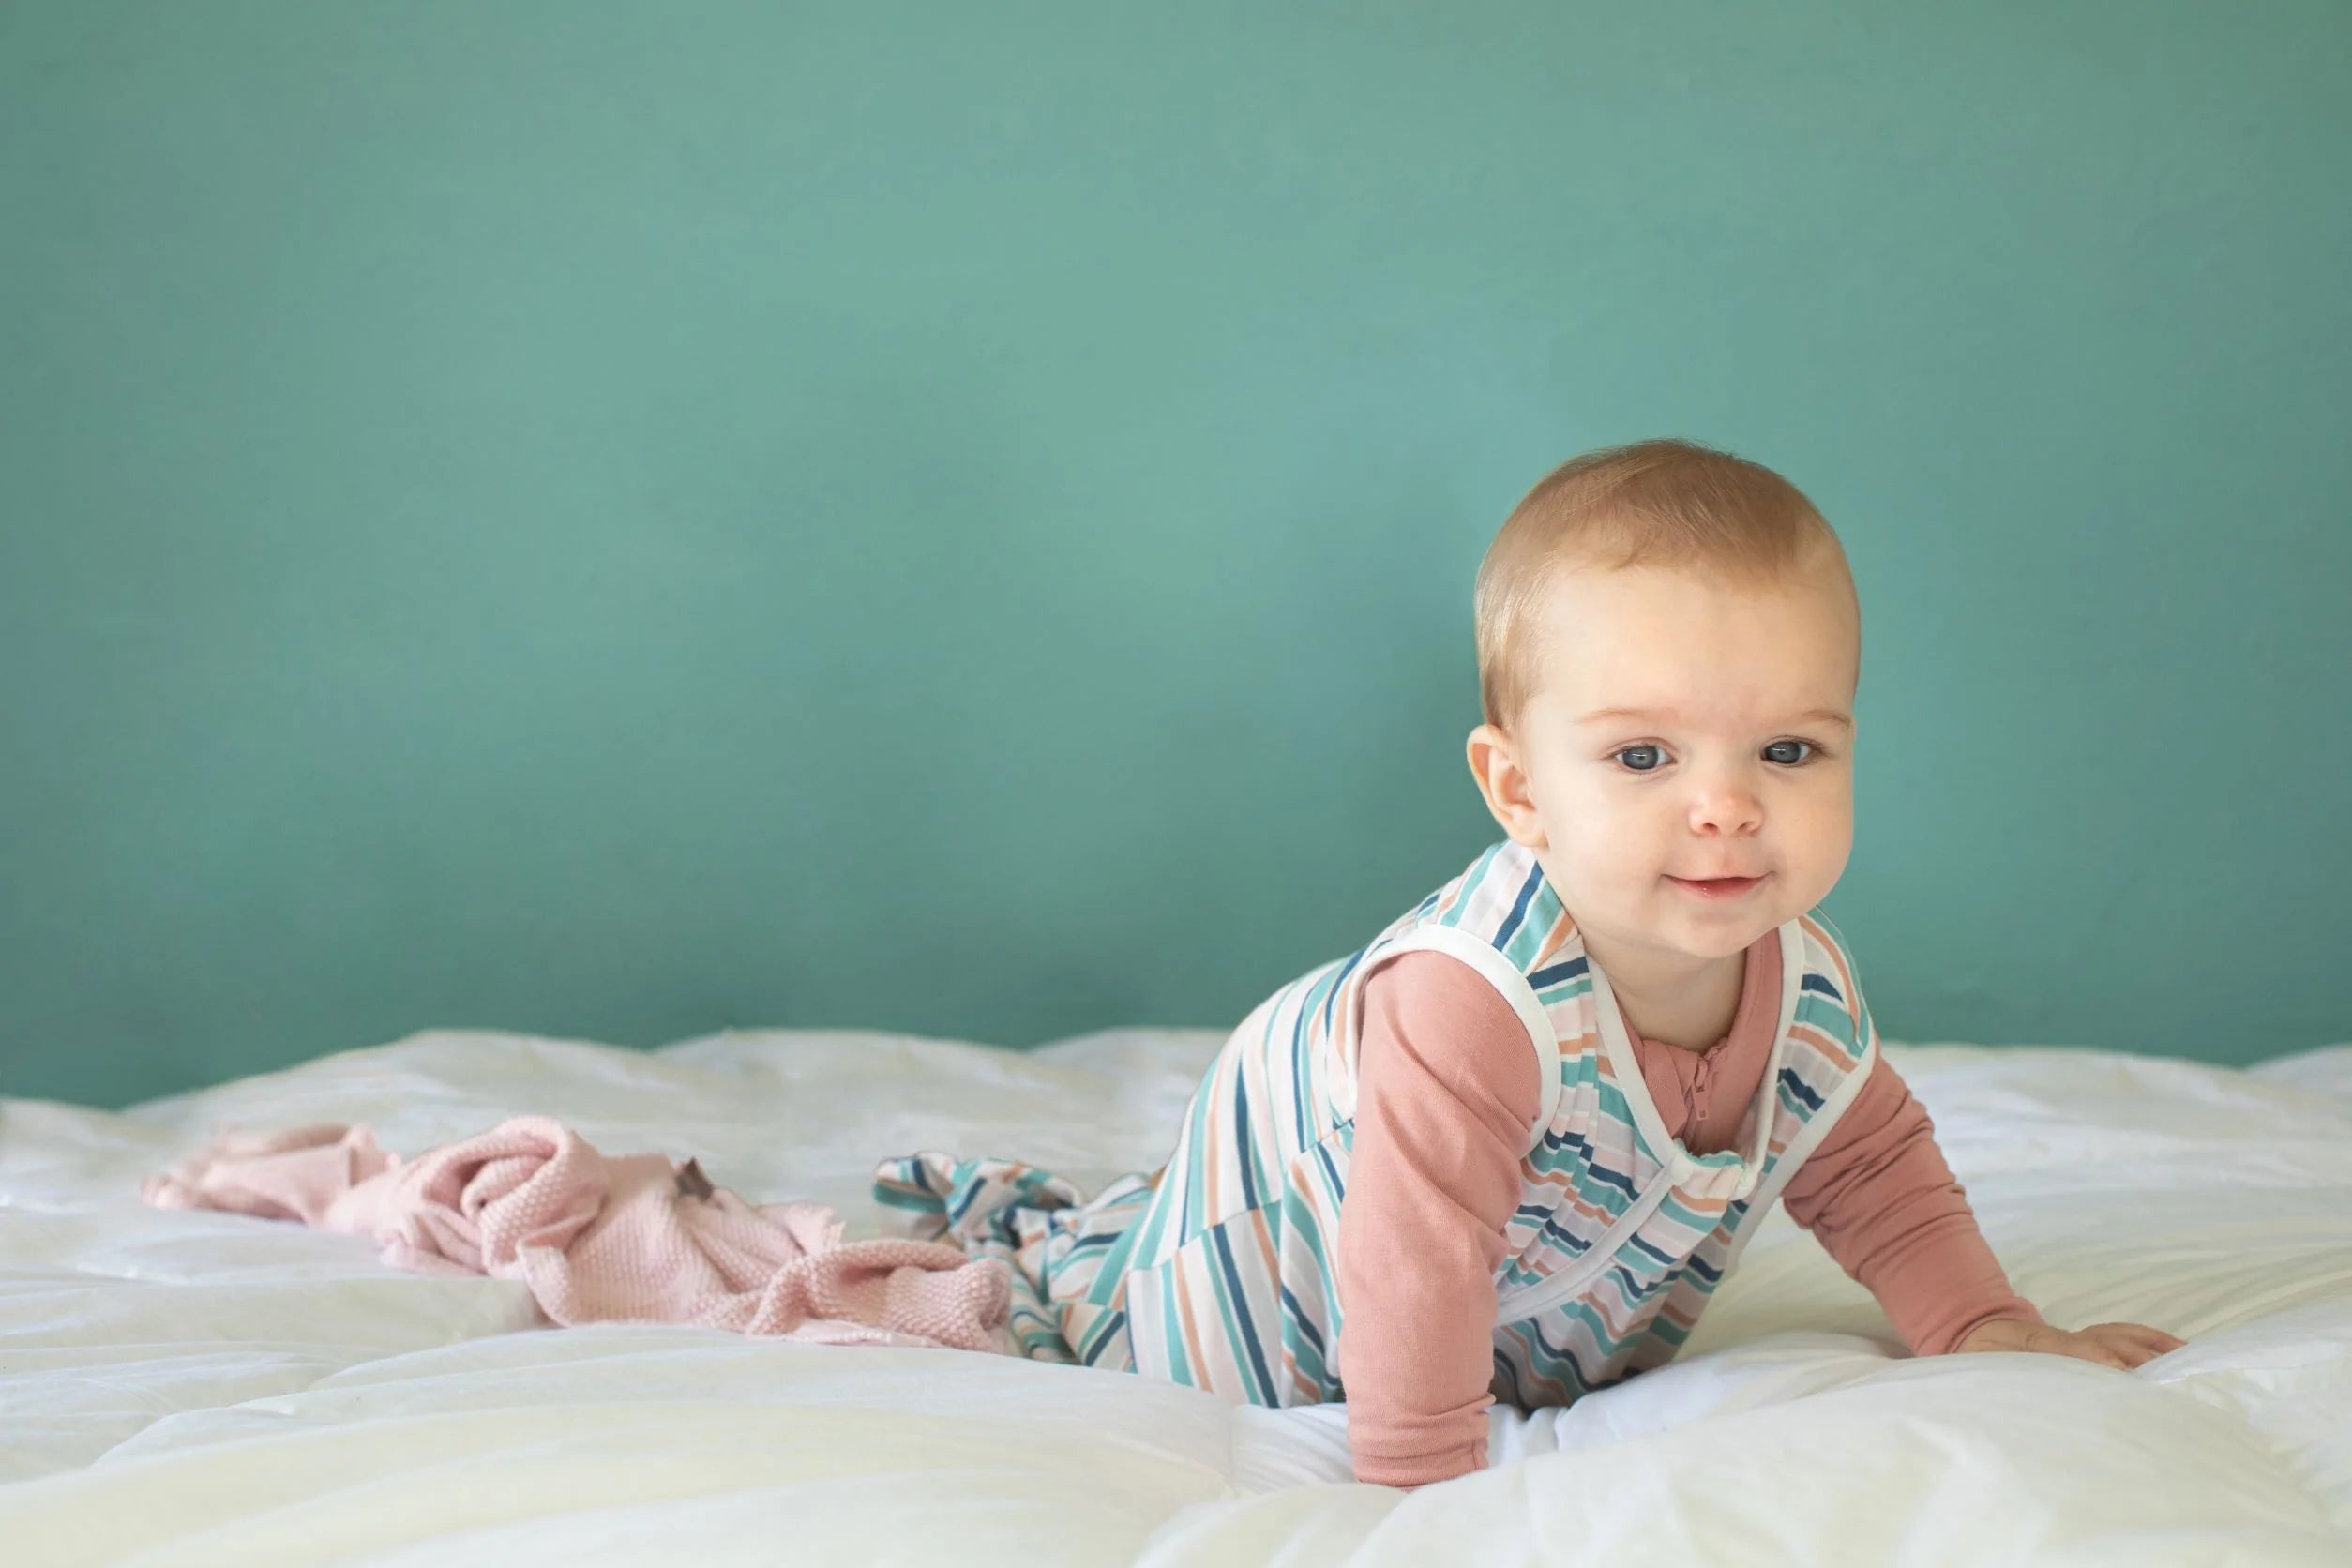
[
  {"x1": 2065, "y1": 1333, "x2": 2135, "y2": 1370},
  {"x1": 2079, "y1": 1324, "x2": 2177, "y2": 1367},
  {"x1": 2088, "y1": 1321, "x2": 2188, "y2": 1358}
]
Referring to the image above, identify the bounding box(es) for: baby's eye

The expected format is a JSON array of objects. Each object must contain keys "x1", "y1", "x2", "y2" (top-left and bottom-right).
[
  {"x1": 1763, "y1": 740, "x2": 1814, "y2": 765},
  {"x1": 1614, "y1": 745, "x2": 1667, "y2": 772}
]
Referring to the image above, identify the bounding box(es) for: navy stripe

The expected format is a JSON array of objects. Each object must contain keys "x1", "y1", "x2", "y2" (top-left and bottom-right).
[
  {"x1": 1583, "y1": 1159, "x2": 1636, "y2": 1200},
  {"x1": 1777, "y1": 1065, "x2": 1824, "y2": 1111},
  {"x1": 1526, "y1": 956, "x2": 1589, "y2": 992},
  {"x1": 1319, "y1": 947, "x2": 1367, "y2": 1031},
  {"x1": 1606, "y1": 1263, "x2": 1657, "y2": 1306},
  {"x1": 1518, "y1": 1317, "x2": 1602, "y2": 1395},
  {"x1": 1077, "y1": 1307, "x2": 1127, "y2": 1364},
  {"x1": 945, "y1": 1170, "x2": 982, "y2": 1228},
  {"x1": 1208, "y1": 1225, "x2": 1278, "y2": 1404},
  {"x1": 1492, "y1": 865, "x2": 1541, "y2": 949},
  {"x1": 1530, "y1": 1215, "x2": 1572, "y2": 1257},
  {"x1": 1280, "y1": 1285, "x2": 1325, "y2": 1357},
  {"x1": 1538, "y1": 1126, "x2": 1597, "y2": 1159},
  {"x1": 1231, "y1": 1070, "x2": 1260, "y2": 1209},
  {"x1": 1802, "y1": 972, "x2": 1843, "y2": 1001},
  {"x1": 1537, "y1": 1212, "x2": 1596, "y2": 1256},
  {"x1": 1313, "y1": 1139, "x2": 1347, "y2": 1201},
  {"x1": 1626, "y1": 1232, "x2": 1678, "y2": 1266}
]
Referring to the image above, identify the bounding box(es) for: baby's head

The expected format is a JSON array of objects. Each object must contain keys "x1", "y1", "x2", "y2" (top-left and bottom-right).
[{"x1": 1467, "y1": 439, "x2": 1860, "y2": 969}]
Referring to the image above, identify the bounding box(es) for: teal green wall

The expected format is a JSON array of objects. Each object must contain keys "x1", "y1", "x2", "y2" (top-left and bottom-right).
[{"x1": 5, "y1": 3, "x2": 2347, "y2": 1108}]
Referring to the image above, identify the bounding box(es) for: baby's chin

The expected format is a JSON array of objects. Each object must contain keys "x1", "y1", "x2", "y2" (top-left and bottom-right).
[
  {"x1": 1655, "y1": 922, "x2": 1774, "y2": 962},
  {"x1": 1642, "y1": 882, "x2": 1799, "y2": 957}
]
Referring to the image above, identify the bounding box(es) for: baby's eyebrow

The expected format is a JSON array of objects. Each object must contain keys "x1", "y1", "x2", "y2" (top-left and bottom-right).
[
  {"x1": 1574, "y1": 705, "x2": 1679, "y2": 726},
  {"x1": 1575, "y1": 705, "x2": 1855, "y2": 731}
]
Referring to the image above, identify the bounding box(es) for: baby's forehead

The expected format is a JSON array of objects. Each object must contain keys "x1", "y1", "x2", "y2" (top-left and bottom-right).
[{"x1": 1527, "y1": 563, "x2": 1859, "y2": 714}]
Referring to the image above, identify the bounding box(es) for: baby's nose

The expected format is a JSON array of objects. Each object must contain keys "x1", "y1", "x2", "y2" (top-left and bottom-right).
[{"x1": 1688, "y1": 787, "x2": 1764, "y2": 834}]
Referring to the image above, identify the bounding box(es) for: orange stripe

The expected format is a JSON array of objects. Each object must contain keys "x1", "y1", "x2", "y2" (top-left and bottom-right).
[
  {"x1": 1512, "y1": 1165, "x2": 1625, "y2": 1229},
  {"x1": 1787, "y1": 1021, "x2": 1848, "y2": 1074},
  {"x1": 1249, "y1": 1203, "x2": 1278, "y2": 1286},
  {"x1": 1530, "y1": 906, "x2": 1576, "y2": 968},
  {"x1": 1172, "y1": 1259, "x2": 1211, "y2": 1390}
]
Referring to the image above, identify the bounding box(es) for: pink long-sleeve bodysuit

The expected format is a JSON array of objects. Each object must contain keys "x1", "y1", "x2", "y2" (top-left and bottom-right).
[{"x1": 1335, "y1": 935, "x2": 2042, "y2": 1487}]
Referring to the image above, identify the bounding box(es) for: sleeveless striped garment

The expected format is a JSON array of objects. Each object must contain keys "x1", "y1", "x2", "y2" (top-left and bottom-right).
[{"x1": 874, "y1": 838, "x2": 1880, "y2": 1410}]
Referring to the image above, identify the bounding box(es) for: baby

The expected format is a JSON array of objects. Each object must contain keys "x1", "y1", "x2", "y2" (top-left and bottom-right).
[{"x1": 878, "y1": 438, "x2": 2185, "y2": 1488}]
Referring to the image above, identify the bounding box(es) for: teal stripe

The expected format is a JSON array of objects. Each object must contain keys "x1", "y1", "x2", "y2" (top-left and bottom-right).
[
  {"x1": 1433, "y1": 842, "x2": 1504, "y2": 928},
  {"x1": 1158, "y1": 1268, "x2": 1193, "y2": 1386}
]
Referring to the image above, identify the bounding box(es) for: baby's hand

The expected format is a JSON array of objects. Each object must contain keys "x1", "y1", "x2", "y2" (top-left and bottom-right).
[{"x1": 1954, "y1": 1317, "x2": 2185, "y2": 1369}]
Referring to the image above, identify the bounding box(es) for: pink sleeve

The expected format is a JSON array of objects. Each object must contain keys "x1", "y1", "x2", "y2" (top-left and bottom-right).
[
  {"x1": 1779, "y1": 1050, "x2": 2045, "y2": 1357},
  {"x1": 1336, "y1": 949, "x2": 1540, "y2": 1489}
]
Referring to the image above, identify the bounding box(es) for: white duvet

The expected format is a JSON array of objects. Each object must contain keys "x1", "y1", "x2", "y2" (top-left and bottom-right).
[{"x1": 2, "y1": 1025, "x2": 2348, "y2": 1566}]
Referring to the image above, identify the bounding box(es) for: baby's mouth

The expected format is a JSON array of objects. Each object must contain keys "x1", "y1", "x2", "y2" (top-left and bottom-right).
[{"x1": 1666, "y1": 873, "x2": 1769, "y2": 901}]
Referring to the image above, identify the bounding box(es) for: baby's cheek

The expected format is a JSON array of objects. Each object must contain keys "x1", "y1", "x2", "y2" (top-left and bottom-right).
[
  {"x1": 1777, "y1": 792, "x2": 1854, "y2": 900},
  {"x1": 1554, "y1": 799, "x2": 1663, "y2": 887}
]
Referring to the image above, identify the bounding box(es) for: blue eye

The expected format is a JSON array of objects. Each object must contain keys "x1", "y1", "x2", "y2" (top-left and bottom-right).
[
  {"x1": 1764, "y1": 740, "x2": 1813, "y2": 765},
  {"x1": 1615, "y1": 745, "x2": 1666, "y2": 772}
]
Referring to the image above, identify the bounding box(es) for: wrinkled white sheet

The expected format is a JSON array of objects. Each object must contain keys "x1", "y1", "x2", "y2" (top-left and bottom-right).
[{"x1": 2, "y1": 1026, "x2": 2347, "y2": 1566}]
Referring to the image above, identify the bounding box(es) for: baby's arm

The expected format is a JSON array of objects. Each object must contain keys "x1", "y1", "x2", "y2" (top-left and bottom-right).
[
  {"x1": 1781, "y1": 1050, "x2": 2183, "y2": 1367},
  {"x1": 1336, "y1": 951, "x2": 1539, "y2": 1489},
  {"x1": 1778, "y1": 1052, "x2": 2045, "y2": 1354}
]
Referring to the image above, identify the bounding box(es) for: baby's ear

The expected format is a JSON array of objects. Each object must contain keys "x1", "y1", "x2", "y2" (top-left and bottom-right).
[{"x1": 1466, "y1": 724, "x2": 1547, "y2": 850}]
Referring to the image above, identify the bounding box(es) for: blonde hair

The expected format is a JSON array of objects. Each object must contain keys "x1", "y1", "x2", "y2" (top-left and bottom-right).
[{"x1": 1474, "y1": 438, "x2": 1849, "y2": 731}]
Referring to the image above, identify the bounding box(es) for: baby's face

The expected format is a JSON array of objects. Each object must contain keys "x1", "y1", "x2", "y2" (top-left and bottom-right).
[{"x1": 1499, "y1": 560, "x2": 1859, "y2": 964}]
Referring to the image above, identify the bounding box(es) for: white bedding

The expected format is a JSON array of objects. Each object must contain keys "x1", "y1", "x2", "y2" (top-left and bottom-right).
[{"x1": 3, "y1": 1026, "x2": 2348, "y2": 1566}]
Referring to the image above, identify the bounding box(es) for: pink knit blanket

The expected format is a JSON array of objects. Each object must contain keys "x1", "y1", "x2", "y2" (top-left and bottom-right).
[{"x1": 140, "y1": 1117, "x2": 1010, "y2": 1351}]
